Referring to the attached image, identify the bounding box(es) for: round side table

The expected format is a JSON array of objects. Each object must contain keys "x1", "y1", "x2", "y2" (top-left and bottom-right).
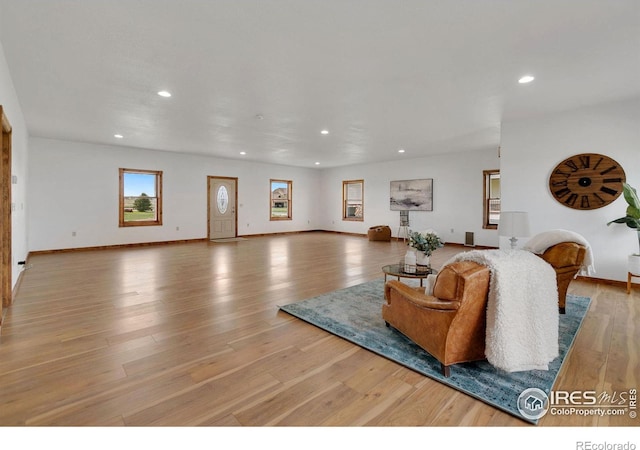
[{"x1": 382, "y1": 264, "x2": 436, "y2": 287}]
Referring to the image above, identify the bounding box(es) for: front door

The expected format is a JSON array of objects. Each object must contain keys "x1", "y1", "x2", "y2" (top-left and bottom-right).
[{"x1": 208, "y1": 176, "x2": 237, "y2": 239}]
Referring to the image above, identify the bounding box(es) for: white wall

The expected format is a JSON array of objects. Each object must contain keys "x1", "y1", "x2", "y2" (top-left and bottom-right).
[
  {"x1": 318, "y1": 148, "x2": 501, "y2": 248},
  {"x1": 28, "y1": 138, "x2": 501, "y2": 251},
  {"x1": 0, "y1": 31, "x2": 29, "y2": 288},
  {"x1": 28, "y1": 138, "x2": 322, "y2": 251},
  {"x1": 501, "y1": 97, "x2": 640, "y2": 282}
]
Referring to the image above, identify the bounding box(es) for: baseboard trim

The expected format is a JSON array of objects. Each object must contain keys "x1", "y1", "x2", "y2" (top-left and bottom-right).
[
  {"x1": 11, "y1": 261, "x2": 28, "y2": 300},
  {"x1": 2, "y1": 259, "x2": 29, "y2": 329},
  {"x1": 238, "y1": 230, "x2": 327, "y2": 238},
  {"x1": 28, "y1": 238, "x2": 209, "y2": 256},
  {"x1": 575, "y1": 274, "x2": 636, "y2": 289}
]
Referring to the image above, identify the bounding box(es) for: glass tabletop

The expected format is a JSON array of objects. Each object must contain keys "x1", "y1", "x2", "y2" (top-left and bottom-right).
[{"x1": 382, "y1": 263, "x2": 435, "y2": 278}]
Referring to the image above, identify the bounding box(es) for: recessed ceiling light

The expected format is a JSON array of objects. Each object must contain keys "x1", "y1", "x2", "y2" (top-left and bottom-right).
[
  {"x1": 114, "y1": 134, "x2": 123, "y2": 139},
  {"x1": 518, "y1": 75, "x2": 535, "y2": 84},
  {"x1": 157, "y1": 90, "x2": 172, "y2": 97},
  {"x1": 315, "y1": 162, "x2": 320, "y2": 165},
  {"x1": 240, "y1": 151, "x2": 246, "y2": 155},
  {"x1": 321, "y1": 130, "x2": 329, "y2": 135},
  {"x1": 398, "y1": 148, "x2": 405, "y2": 153}
]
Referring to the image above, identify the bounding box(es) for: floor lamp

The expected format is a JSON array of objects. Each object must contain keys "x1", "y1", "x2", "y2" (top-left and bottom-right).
[{"x1": 499, "y1": 211, "x2": 530, "y2": 249}]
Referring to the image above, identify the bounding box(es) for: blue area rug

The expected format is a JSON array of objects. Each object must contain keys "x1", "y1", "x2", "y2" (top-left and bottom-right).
[{"x1": 279, "y1": 278, "x2": 590, "y2": 424}]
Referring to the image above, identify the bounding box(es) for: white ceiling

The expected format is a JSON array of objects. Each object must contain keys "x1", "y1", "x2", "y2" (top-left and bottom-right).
[{"x1": 1, "y1": 0, "x2": 638, "y2": 168}]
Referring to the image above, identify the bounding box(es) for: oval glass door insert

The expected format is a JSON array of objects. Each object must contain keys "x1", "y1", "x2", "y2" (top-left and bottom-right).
[{"x1": 216, "y1": 185, "x2": 229, "y2": 214}]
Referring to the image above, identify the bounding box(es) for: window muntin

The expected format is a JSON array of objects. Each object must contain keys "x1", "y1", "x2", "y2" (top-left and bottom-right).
[
  {"x1": 270, "y1": 179, "x2": 292, "y2": 220},
  {"x1": 119, "y1": 168, "x2": 163, "y2": 227},
  {"x1": 343, "y1": 180, "x2": 364, "y2": 221},
  {"x1": 483, "y1": 170, "x2": 500, "y2": 229}
]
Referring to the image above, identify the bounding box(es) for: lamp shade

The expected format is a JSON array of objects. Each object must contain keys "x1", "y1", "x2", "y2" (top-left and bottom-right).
[{"x1": 498, "y1": 211, "x2": 530, "y2": 238}]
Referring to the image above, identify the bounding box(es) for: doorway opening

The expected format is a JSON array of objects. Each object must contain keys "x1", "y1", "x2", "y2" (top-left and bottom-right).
[{"x1": 1, "y1": 106, "x2": 13, "y2": 327}]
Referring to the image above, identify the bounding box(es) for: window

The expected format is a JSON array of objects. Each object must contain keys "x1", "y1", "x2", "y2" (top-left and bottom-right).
[
  {"x1": 483, "y1": 170, "x2": 500, "y2": 229},
  {"x1": 343, "y1": 179, "x2": 364, "y2": 221},
  {"x1": 119, "y1": 168, "x2": 163, "y2": 227},
  {"x1": 270, "y1": 179, "x2": 292, "y2": 220}
]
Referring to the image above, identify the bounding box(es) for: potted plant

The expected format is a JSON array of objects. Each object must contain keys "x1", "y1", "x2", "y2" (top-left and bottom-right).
[
  {"x1": 408, "y1": 229, "x2": 444, "y2": 266},
  {"x1": 607, "y1": 182, "x2": 640, "y2": 274}
]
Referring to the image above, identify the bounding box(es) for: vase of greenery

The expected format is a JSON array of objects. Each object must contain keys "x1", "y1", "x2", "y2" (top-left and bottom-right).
[
  {"x1": 607, "y1": 182, "x2": 640, "y2": 274},
  {"x1": 408, "y1": 229, "x2": 444, "y2": 266}
]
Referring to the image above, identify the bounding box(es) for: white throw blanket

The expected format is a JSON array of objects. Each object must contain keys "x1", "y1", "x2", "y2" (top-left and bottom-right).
[
  {"x1": 523, "y1": 229, "x2": 595, "y2": 276},
  {"x1": 445, "y1": 250, "x2": 559, "y2": 373}
]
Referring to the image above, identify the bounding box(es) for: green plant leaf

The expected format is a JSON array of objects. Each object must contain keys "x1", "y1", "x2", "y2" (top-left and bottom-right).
[
  {"x1": 623, "y1": 183, "x2": 640, "y2": 214},
  {"x1": 626, "y1": 205, "x2": 640, "y2": 220},
  {"x1": 623, "y1": 217, "x2": 640, "y2": 229},
  {"x1": 607, "y1": 217, "x2": 627, "y2": 225},
  {"x1": 608, "y1": 183, "x2": 640, "y2": 229}
]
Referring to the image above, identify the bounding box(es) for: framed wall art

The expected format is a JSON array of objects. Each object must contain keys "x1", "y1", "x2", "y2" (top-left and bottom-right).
[{"x1": 390, "y1": 178, "x2": 433, "y2": 211}]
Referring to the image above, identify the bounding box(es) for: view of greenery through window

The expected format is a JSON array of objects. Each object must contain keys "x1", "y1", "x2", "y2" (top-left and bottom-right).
[
  {"x1": 120, "y1": 169, "x2": 162, "y2": 227},
  {"x1": 124, "y1": 173, "x2": 157, "y2": 221}
]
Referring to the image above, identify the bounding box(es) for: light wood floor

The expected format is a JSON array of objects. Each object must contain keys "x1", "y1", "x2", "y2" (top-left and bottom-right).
[{"x1": 1, "y1": 232, "x2": 638, "y2": 427}]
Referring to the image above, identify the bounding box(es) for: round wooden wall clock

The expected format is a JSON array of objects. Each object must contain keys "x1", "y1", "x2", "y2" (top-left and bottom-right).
[{"x1": 548, "y1": 153, "x2": 626, "y2": 210}]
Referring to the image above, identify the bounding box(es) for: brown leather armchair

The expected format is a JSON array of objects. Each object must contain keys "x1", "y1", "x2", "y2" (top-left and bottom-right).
[
  {"x1": 382, "y1": 260, "x2": 490, "y2": 377},
  {"x1": 536, "y1": 242, "x2": 586, "y2": 314}
]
